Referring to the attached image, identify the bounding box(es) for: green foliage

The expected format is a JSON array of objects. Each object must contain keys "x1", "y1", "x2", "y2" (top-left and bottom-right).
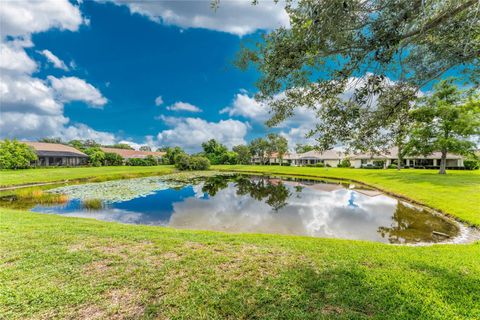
[
  {"x1": 104, "y1": 152, "x2": 124, "y2": 166},
  {"x1": 38, "y1": 137, "x2": 63, "y2": 144},
  {"x1": 201, "y1": 139, "x2": 235, "y2": 165},
  {"x1": 237, "y1": 1, "x2": 478, "y2": 156},
  {"x1": 238, "y1": 0, "x2": 478, "y2": 124},
  {"x1": 125, "y1": 156, "x2": 158, "y2": 166},
  {"x1": 233, "y1": 145, "x2": 252, "y2": 164},
  {"x1": 295, "y1": 144, "x2": 314, "y2": 154},
  {"x1": 174, "y1": 154, "x2": 210, "y2": 171},
  {"x1": 408, "y1": 79, "x2": 480, "y2": 174},
  {"x1": 68, "y1": 139, "x2": 100, "y2": 152},
  {"x1": 144, "y1": 155, "x2": 158, "y2": 166},
  {"x1": 105, "y1": 143, "x2": 134, "y2": 150},
  {"x1": 249, "y1": 137, "x2": 270, "y2": 164},
  {"x1": 139, "y1": 146, "x2": 152, "y2": 151},
  {"x1": 68, "y1": 140, "x2": 84, "y2": 151},
  {"x1": 84, "y1": 148, "x2": 105, "y2": 167},
  {"x1": 463, "y1": 159, "x2": 479, "y2": 170},
  {"x1": 266, "y1": 133, "x2": 288, "y2": 164},
  {"x1": 164, "y1": 146, "x2": 186, "y2": 165},
  {"x1": 337, "y1": 159, "x2": 352, "y2": 168},
  {"x1": 0, "y1": 139, "x2": 38, "y2": 169}
]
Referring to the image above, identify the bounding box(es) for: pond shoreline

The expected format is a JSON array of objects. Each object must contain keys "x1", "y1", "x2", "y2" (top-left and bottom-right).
[
  {"x1": 10, "y1": 171, "x2": 477, "y2": 246},
  {"x1": 216, "y1": 168, "x2": 480, "y2": 229}
]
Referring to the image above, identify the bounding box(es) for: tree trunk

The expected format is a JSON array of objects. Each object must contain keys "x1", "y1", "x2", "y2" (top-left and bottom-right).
[
  {"x1": 397, "y1": 144, "x2": 403, "y2": 171},
  {"x1": 439, "y1": 150, "x2": 447, "y2": 174}
]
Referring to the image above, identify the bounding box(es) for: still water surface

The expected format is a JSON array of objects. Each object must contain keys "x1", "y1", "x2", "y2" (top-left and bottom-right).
[{"x1": 31, "y1": 175, "x2": 460, "y2": 244}]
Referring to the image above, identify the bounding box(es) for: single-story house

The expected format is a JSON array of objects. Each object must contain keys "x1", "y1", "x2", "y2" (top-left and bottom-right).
[
  {"x1": 252, "y1": 150, "x2": 345, "y2": 167},
  {"x1": 350, "y1": 147, "x2": 464, "y2": 168},
  {"x1": 24, "y1": 142, "x2": 88, "y2": 166},
  {"x1": 100, "y1": 147, "x2": 166, "y2": 160},
  {"x1": 291, "y1": 150, "x2": 345, "y2": 167},
  {"x1": 252, "y1": 152, "x2": 298, "y2": 165}
]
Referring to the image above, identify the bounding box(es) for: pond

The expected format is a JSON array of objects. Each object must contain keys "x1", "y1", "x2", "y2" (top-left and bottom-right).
[{"x1": 18, "y1": 173, "x2": 471, "y2": 244}]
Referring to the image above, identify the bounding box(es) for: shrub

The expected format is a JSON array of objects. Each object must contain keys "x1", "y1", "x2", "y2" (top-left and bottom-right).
[
  {"x1": 126, "y1": 158, "x2": 147, "y2": 166},
  {"x1": 0, "y1": 139, "x2": 38, "y2": 169},
  {"x1": 84, "y1": 147, "x2": 105, "y2": 167},
  {"x1": 144, "y1": 155, "x2": 158, "y2": 166},
  {"x1": 104, "y1": 152, "x2": 124, "y2": 166},
  {"x1": 464, "y1": 159, "x2": 479, "y2": 170},
  {"x1": 190, "y1": 156, "x2": 210, "y2": 170},
  {"x1": 337, "y1": 159, "x2": 351, "y2": 168},
  {"x1": 174, "y1": 154, "x2": 210, "y2": 170},
  {"x1": 174, "y1": 153, "x2": 191, "y2": 170},
  {"x1": 387, "y1": 164, "x2": 398, "y2": 169}
]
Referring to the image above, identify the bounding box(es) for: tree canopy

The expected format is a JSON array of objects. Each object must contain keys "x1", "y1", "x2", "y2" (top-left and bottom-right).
[
  {"x1": 407, "y1": 79, "x2": 480, "y2": 174},
  {"x1": 238, "y1": 0, "x2": 479, "y2": 151}
]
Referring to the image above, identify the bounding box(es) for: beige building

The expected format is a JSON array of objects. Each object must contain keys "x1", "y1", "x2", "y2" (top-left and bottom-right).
[
  {"x1": 24, "y1": 142, "x2": 88, "y2": 166},
  {"x1": 350, "y1": 147, "x2": 464, "y2": 168},
  {"x1": 252, "y1": 147, "x2": 465, "y2": 169}
]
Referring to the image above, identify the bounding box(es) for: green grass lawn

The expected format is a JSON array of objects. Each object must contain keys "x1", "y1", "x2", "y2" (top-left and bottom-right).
[
  {"x1": 214, "y1": 166, "x2": 480, "y2": 226},
  {"x1": 1, "y1": 209, "x2": 479, "y2": 320},
  {"x1": 0, "y1": 166, "x2": 175, "y2": 187},
  {"x1": 1, "y1": 166, "x2": 479, "y2": 319}
]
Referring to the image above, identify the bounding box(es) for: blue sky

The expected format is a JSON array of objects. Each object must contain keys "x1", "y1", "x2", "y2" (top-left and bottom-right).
[
  {"x1": 1, "y1": 0, "x2": 298, "y2": 152},
  {"x1": 31, "y1": 1, "x2": 261, "y2": 142},
  {"x1": 0, "y1": 0, "x2": 466, "y2": 152}
]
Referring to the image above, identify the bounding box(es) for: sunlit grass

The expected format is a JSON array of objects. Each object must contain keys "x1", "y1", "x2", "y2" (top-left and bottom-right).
[{"x1": 1, "y1": 208, "x2": 479, "y2": 319}]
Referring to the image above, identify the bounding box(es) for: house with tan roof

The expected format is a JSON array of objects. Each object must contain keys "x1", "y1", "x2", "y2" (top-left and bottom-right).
[
  {"x1": 253, "y1": 146, "x2": 465, "y2": 169},
  {"x1": 24, "y1": 142, "x2": 88, "y2": 166},
  {"x1": 349, "y1": 147, "x2": 464, "y2": 168},
  {"x1": 291, "y1": 150, "x2": 345, "y2": 167},
  {"x1": 100, "y1": 147, "x2": 166, "y2": 161},
  {"x1": 252, "y1": 150, "x2": 346, "y2": 167}
]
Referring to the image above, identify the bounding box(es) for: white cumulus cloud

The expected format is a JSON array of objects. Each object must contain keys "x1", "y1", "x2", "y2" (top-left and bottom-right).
[
  {"x1": 0, "y1": 0, "x2": 84, "y2": 37},
  {"x1": 0, "y1": 1, "x2": 114, "y2": 144},
  {"x1": 166, "y1": 101, "x2": 202, "y2": 113},
  {"x1": 156, "y1": 116, "x2": 248, "y2": 152},
  {"x1": 154, "y1": 95, "x2": 163, "y2": 106},
  {"x1": 98, "y1": 0, "x2": 289, "y2": 36},
  {"x1": 38, "y1": 49, "x2": 69, "y2": 70},
  {"x1": 0, "y1": 40, "x2": 37, "y2": 74},
  {"x1": 48, "y1": 76, "x2": 107, "y2": 107}
]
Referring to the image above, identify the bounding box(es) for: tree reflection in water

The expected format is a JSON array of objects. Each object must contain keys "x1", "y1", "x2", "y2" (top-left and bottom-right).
[
  {"x1": 201, "y1": 175, "x2": 292, "y2": 211},
  {"x1": 378, "y1": 202, "x2": 459, "y2": 244}
]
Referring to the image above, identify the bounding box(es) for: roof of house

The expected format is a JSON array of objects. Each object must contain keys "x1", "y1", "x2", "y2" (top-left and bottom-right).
[
  {"x1": 297, "y1": 150, "x2": 345, "y2": 160},
  {"x1": 100, "y1": 147, "x2": 166, "y2": 159},
  {"x1": 349, "y1": 147, "x2": 463, "y2": 160},
  {"x1": 268, "y1": 152, "x2": 298, "y2": 160},
  {"x1": 23, "y1": 142, "x2": 88, "y2": 157}
]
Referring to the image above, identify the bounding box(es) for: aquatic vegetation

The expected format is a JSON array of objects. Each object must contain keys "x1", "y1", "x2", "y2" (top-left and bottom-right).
[
  {"x1": 15, "y1": 189, "x2": 68, "y2": 204},
  {"x1": 47, "y1": 171, "x2": 238, "y2": 203},
  {"x1": 49, "y1": 177, "x2": 185, "y2": 203},
  {"x1": 0, "y1": 188, "x2": 69, "y2": 210},
  {"x1": 82, "y1": 199, "x2": 103, "y2": 210}
]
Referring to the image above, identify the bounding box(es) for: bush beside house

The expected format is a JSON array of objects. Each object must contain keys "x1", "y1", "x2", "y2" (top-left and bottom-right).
[{"x1": 0, "y1": 139, "x2": 37, "y2": 169}]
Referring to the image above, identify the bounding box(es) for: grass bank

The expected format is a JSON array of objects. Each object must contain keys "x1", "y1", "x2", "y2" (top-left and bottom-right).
[
  {"x1": 214, "y1": 165, "x2": 480, "y2": 226},
  {"x1": 0, "y1": 166, "x2": 175, "y2": 188},
  {"x1": 1, "y1": 209, "x2": 479, "y2": 319}
]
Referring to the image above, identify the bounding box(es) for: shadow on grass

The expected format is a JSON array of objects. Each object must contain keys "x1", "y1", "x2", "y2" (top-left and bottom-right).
[{"x1": 150, "y1": 258, "x2": 478, "y2": 319}]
